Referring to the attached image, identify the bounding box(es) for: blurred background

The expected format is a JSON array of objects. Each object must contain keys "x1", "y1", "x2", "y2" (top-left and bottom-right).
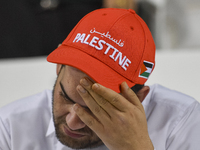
[{"x1": 0, "y1": 0, "x2": 200, "y2": 107}]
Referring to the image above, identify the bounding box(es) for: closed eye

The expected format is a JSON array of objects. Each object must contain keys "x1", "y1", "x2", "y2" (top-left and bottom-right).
[
  {"x1": 60, "y1": 82, "x2": 75, "y2": 104},
  {"x1": 59, "y1": 91, "x2": 74, "y2": 104},
  {"x1": 59, "y1": 81, "x2": 90, "y2": 110}
]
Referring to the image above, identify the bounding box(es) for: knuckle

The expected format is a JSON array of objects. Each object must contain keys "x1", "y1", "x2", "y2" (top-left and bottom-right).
[
  {"x1": 80, "y1": 91, "x2": 91, "y2": 100},
  {"x1": 99, "y1": 88, "x2": 107, "y2": 97},
  {"x1": 94, "y1": 105, "x2": 101, "y2": 114},
  {"x1": 86, "y1": 119, "x2": 95, "y2": 127},
  {"x1": 111, "y1": 95, "x2": 120, "y2": 104},
  {"x1": 117, "y1": 115, "x2": 127, "y2": 125},
  {"x1": 98, "y1": 96, "x2": 107, "y2": 106}
]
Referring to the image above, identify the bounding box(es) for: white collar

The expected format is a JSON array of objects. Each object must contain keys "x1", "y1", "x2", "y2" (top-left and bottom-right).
[{"x1": 46, "y1": 117, "x2": 55, "y2": 137}]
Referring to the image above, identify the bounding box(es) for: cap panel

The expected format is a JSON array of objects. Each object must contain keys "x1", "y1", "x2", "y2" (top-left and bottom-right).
[{"x1": 109, "y1": 13, "x2": 146, "y2": 81}]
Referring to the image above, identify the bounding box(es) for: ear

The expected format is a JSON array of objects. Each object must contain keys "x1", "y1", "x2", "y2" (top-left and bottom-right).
[
  {"x1": 56, "y1": 64, "x2": 62, "y2": 75},
  {"x1": 136, "y1": 86, "x2": 150, "y2": 103}
]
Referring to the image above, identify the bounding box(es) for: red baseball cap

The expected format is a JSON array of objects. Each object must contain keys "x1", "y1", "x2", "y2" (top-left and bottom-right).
[{"x1": 47, "y1": 8, "x2": 155, "y2": 93}]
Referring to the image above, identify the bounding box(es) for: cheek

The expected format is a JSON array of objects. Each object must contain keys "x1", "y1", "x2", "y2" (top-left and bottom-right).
[
  {"x1": 64, "y1": 79, "x2": 79, "y2": 97},
  {"x1": 53, "y1": 92, "x2": 72, "y2": 118}
]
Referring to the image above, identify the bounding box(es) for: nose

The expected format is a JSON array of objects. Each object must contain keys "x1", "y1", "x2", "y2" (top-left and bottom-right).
[{"x1": 66, "y1": 107, "x2": 86, "y2": 130}]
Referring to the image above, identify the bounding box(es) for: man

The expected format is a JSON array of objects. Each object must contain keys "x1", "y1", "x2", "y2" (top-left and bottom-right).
[{"x1": 0, "y1": 8, "x2": 200, "y2": 150}]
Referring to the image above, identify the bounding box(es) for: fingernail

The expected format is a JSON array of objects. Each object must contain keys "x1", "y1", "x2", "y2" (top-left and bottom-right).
[
  {"x1": 77, "y1": 85, "x2": 86, "y2": 93},
  {"x1": 81, "y1": 78, "x2": 89, "y2": 86},
  {"x1": 92, "y1": 83, "x2": 99, "y2": 90},
  {"x1": 124, "y1": 82, "x2": 129, "y2": 89},
  {"x1": 73, "y1": 104, "x2": 79, "y2": 111}
]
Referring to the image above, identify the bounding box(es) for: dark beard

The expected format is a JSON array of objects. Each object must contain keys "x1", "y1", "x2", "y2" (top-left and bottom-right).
[
  {"x1": 54, "y1": 114, "x2": 102, "y2": 149},
  {"x1": 52, "y1": 77, "x2": 103, "y2": 149}
]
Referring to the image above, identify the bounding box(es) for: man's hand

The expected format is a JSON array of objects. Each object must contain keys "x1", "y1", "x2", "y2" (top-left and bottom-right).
[{"x1": 74, "y1": 77, "x2": 154, "y2": 150}]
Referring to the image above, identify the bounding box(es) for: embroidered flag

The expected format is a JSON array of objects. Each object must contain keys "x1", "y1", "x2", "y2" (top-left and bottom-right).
[{"x1": 139, "y1": 61, "x2": 154, "y2": 79}]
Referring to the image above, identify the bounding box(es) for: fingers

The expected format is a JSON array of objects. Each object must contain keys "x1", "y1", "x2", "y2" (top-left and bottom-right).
[
  {"x1": 92, "y1": 83, "x2": 129, "y2": 112},
  {"x1": 77, "y1": 78, "x2": 132, "y2": 112},
  {"x1": 79, "y1": 78, "x2": 128, "y2": 112},
  {"x1": 76, "y1": 80, "x2": 111, "y2": 121},
  {"x1": 76, "y1": 77, "x2": 144, "y2": 120},
  {"x1": 73, "y1": 103, "x2": 103, "y2": 133},
  {"x1": 79, "y1": 78, "x2": 115, "y2": 113},
  {"x1": 120, "y1": 82, "x2": 143, "y2": 109}
]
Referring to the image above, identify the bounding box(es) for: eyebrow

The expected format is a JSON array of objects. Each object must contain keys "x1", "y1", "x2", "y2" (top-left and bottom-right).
[{"x1": 60, "y1": 82, "x2": 75, "y2": 104}]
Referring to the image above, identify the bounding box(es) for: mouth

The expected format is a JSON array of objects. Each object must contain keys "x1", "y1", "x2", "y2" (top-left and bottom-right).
[{"x1": 63, "y1": 125, "x2": 86, "y2": 139}]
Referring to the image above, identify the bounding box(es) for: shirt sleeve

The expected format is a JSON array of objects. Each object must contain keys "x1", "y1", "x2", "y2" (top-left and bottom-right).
[
  {"x1": 0, "y1": 117, "x2": 11, "y2": 150},
  {"x1": 166, "y1": 101, "x2": 200, "y2": 150}
]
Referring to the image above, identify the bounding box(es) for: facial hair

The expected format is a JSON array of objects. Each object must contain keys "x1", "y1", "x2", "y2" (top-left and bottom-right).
[{"x1": 52, "y1": 76, "x2": 103, "y2": 149}]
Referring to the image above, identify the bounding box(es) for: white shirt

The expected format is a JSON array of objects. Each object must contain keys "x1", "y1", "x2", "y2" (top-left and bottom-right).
[{"x1": 0, "y1": 84, "x2": 200, "y2": 150}]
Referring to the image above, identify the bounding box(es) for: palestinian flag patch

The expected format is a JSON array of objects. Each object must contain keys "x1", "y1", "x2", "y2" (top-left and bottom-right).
[{"x1": 139, "y1": 61, "x2": 154, "y2": 79}]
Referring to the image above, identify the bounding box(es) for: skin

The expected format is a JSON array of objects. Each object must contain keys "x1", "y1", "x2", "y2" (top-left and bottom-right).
[{"x1": 53, "y1": 64, "x2": 154, "y2": 150}]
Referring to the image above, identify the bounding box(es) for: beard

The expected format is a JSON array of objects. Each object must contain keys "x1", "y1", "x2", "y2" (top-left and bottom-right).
[
  {"x1": 53, "y1": 114, "x2": 102, "y2": 149},
  {"x1": 52, "y1": 77, "x2": 103, "y2": 149}
]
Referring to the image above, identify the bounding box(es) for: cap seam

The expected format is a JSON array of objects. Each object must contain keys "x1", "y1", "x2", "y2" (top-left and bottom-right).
[
  {"x1": 108, "y1": 9, "x2": 133, "y2": 30},
  {"x1": 132, "y1": 14, "x2": 147, "y2": 83}
]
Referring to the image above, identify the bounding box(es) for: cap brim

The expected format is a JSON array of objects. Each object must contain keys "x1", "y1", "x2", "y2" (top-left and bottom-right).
[{"x1": 47, "y1": 45, "x2": 136, "y2": 93}]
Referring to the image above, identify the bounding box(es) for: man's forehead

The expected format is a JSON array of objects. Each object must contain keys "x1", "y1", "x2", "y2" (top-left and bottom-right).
[
  {"x1": 69, "y1": 66, "x2": 82, "y2": 72},
  {"x1": 65, "y1": 65, "x2": 87, "y2": 75}
]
